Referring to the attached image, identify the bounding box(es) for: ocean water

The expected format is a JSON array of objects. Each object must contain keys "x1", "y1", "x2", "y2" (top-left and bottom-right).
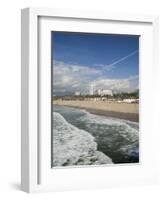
[
  {"x1": 53, "y1": 105, "x2": 139, "y2": 166},
  {"x1": 52, "y1": 111, "x2": 113, "y2": 167}
]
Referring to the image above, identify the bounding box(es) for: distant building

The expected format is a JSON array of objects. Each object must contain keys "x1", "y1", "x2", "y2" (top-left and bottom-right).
[
  {"x1": 123, "y1": 99, "x2": 139, "y2": 103},
  {"x1": 96, "y1": 89, "x2": 113, "y2": 96},
  {"x1": 96, "y1": 89, "x2": 101, "y2": 95},
  {"x1": 89, "y1": 84, "x2": 95, "y2": 95},
  {"x1": 74, "y1": 91, "x2": 81, "y2": 96}
]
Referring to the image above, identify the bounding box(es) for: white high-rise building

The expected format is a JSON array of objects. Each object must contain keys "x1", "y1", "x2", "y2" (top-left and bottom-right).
[
  {"x1": 97, "y1": 89, "x2": 101, "y2": 95},
  {"x1": 89, "y1": 83, "x2": 95, "y2": 95}
]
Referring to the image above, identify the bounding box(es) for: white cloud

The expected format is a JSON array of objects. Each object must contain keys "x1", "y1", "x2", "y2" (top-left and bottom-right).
[
  {"x1": 94, "y1": 79, "x2": 129, "y2": 90},
  {"x1": 53, "y1": 61, "x2": 138, "y2": 95},
  {"x1": 93, "y1": 63, "x2": 115, "y2": 72}
]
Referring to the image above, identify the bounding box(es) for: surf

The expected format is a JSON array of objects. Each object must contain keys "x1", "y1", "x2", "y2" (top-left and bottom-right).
[{"x1": 52, "y1": 112, "x2": 113, "y2": 167}]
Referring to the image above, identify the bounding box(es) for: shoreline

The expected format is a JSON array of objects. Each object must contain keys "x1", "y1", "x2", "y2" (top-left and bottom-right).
[
  {"x1": 84, "y1": 108, "x2": 138, "y2": 122},
  {"x1": 53, "y1": 101, "x2": 139, "y2": 122}
]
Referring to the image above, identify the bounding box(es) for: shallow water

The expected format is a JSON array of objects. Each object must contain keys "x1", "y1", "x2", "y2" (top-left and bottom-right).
[{"x1": 53, "y1": 105, "x2": 139, "y2": 164}]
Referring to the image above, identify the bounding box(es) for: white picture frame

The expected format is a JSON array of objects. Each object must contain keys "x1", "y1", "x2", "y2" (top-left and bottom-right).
[{"x1": 21, "y1": 7, "x2": 159, "y2": 193}]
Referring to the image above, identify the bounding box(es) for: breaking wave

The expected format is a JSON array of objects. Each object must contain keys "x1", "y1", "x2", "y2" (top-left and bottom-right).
[
  {"x1": 52, "y1": 112, "x2": 113, "y2": 167},
  {"x1": 77, "y1": 110, "x2": 139, "y2": 163},
  {"x1": 53, "y1": 106, "x2": 139, "y2": 164}
]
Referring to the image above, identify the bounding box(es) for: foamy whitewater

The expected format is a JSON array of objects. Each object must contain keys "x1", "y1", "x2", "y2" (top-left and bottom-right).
[{"x1": 52, "y1": 105, "x2": 139, "y2": 167}]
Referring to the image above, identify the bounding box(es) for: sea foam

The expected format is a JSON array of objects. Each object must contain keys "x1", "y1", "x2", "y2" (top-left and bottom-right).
[
  {"x1": 76, "y1": 111, "x2": 139, "y2": 160},
  {"x1": 78, "y1": 111, "x2": 138, "y2": 142},
  {"x1": 52, "y1": 112, "x2": 113, "y2": 167}
]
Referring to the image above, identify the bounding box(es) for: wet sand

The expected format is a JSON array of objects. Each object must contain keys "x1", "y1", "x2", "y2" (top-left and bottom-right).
[
  {"x1": 53, "y1": 100, "x2": 139, "y2": 122},
  {"x1": 85, "y1": 108, "x2": 138, "y2": 122}
]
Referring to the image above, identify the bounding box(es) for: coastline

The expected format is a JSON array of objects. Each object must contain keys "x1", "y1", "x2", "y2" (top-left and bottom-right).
[
  {"x1": 53, "y1": 100, "x2": 139, "y2": 122},
  {"x1": 83, "y1": 108, "x2": 138, "y2": 122}
]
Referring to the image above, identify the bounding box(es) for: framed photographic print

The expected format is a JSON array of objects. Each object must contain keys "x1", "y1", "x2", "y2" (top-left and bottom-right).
[
  {"x1": 52, "y1": 31, "x2": 139, "y2": 167},
  {"x1": 21, "y1": 8, "x2": 159, "y2": 193}
]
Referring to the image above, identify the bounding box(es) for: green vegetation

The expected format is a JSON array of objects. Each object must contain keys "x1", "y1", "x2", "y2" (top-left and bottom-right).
[{"x1": 113, "y1": 90, "x2": 139, "y2": 100}]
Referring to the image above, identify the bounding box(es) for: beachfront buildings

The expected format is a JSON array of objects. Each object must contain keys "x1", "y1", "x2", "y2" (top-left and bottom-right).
[
  {"x1": 123, "y1": 98, "x2": 139, "y2": 103},
  {"x1": 89, "y1": 83, "x2": 113, "y2": 96},
  {"x1": 74, "y1": 91, "x2": 81, "y2": 96},
  {"x1": 75, "y1": 87, "x2": 113, "y2": 97},
  {"x1": 96, "y1": 89, "x2": 113, "y2": 96}
]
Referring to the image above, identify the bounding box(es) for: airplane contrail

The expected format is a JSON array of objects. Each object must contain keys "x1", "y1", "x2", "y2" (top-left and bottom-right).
[{"x1": 108, "y1": 49, "x2": 138, "y2": 67}]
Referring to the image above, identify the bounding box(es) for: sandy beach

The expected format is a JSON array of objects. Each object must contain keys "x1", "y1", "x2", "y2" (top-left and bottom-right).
[{"x1": 53, "y1": 100, "x2": 139, "y2": 122}]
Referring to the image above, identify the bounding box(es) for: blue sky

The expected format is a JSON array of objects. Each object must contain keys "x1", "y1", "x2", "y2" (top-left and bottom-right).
[{"x1": 52, "y1": 32, "x2": 139, "y2": 96}]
